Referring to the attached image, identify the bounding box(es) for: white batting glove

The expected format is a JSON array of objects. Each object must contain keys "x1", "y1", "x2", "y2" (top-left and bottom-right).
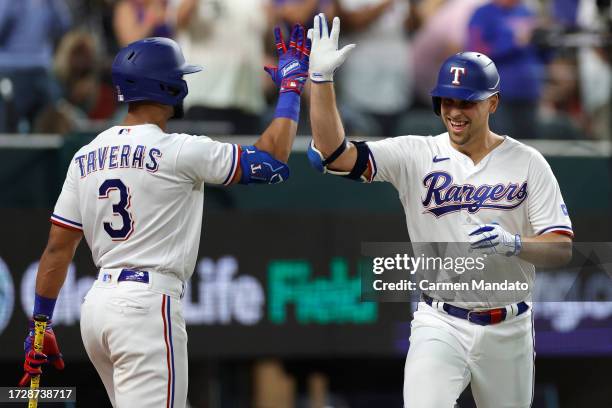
[
  {"x1": 468, "y1": 224, "x2": 522, "y2": 257},
  {"x1": 307, "y1": 13, "x2": 356, "y2": 83}
]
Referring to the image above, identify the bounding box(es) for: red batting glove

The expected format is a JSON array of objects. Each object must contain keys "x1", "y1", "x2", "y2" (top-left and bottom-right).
[{"x1": 18, "y1": 320, "x2": 65, "y2": 386}]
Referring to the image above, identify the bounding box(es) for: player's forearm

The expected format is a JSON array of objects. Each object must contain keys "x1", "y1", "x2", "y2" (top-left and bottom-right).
[
  {"x1": 35, "y1": 226, "x2": 82, "y2": 299},
  {"x1": 253, "y1": 24, "x2": 308, "y2": 164},
  {"x1": 254, "y1": 117, "x2": 297, "y2": 163},
  {"x1": 309, "y1": 82, "x2": 346, "y2": 156},
  {"x1": 518, "y1": 233, "x2": 572, "y2": 268},
  {"x1": 36, "y1": 254, "x2": 71, "y2": 299}
]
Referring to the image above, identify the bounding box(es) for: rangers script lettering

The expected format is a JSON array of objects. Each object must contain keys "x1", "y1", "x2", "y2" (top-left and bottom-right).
[{"x1": 421, "y1": 171, "x2": 528, "y2": 217}]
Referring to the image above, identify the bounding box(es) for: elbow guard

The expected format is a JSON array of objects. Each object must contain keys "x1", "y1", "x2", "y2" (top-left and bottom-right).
[
  {"x1": 307, "y1": 139, "x2": 372, "y2": 182},
  {"x1": 307, "y1": 139, "x2": 347, "y2": 175},
  {"x1": 239, "y1": 146, "x2": 290, "y2": 184}
]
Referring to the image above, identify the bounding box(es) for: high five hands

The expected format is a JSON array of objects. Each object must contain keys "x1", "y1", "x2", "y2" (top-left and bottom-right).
[{"x1": 307, "y1": 13, "x2": 356, "y2": 83}]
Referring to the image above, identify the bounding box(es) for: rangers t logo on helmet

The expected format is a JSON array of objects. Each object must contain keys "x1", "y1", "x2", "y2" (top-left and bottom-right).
[{"x1": 450, "y1": 66, "x2": 466, "y2": 85}]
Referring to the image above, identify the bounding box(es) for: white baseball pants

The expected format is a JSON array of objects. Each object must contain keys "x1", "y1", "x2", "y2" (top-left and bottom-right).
[
  {"x1": 404, "y1": 302, "x2": 534, "y2": 408},
  {"x1": 80, "y1": 269, "x2": 187, "y2": 408}
]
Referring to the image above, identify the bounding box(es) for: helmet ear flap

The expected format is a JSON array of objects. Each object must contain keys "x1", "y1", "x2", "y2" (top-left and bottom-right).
[
  {"x1": 162, "y1": 78, "x2": 188, "y2": 105},
  {"x1": 432, "y1": 97, "x2": 441, "y2": 116}
]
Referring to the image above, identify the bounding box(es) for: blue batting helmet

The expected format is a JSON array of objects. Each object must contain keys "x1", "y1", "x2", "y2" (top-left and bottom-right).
[
  {"x1": 430, "y1": 52, "x2": 500, "y2": 115},
  {"x1": 111, "y1": 37, "x2": 202, "y2": 106}
]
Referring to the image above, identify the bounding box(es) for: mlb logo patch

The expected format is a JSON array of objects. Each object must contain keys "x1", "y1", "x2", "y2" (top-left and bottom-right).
[
  {"x1": 119, "y1": 128, "x2": 131, "y2": 135},
  {"x1": 561, "y1": 204, "x2": 568, "y2": 216},
  {"x1": 102, "y1": 273, "x2": 112, "y2": 282}
]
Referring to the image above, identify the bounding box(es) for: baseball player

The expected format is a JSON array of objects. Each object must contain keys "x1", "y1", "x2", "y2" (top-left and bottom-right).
[
  {"x1": 19, "y1": 26, "x2": 311, "y2": 407},
  {"x1": 306, "y1": 13, "x2": 573, "y2": 407}
]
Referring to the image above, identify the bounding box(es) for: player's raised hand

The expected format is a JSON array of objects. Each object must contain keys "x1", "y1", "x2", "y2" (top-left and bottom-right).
[
  {"x1": 264, "y1": 24, "x2": 311, "y2": 95},
  {"x1": 18, "y1": 320, "x2": 65, "y2": 386},
  {"x1": 468, "y1": 223, "x2": 522, "y2": 257},
  {"x1": 307, "y1": 13, "x2": 355, "y2": 83}
]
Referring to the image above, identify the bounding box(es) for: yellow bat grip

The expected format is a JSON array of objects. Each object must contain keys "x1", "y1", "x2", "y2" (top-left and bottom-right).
[{"x1": 28, "y1": 315, "x2": 48, "y2": 408}]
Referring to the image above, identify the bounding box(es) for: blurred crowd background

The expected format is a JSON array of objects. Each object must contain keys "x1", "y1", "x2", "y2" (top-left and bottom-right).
[{"x1": 0, "y1": 0, "x2": 610, "y2": 139}]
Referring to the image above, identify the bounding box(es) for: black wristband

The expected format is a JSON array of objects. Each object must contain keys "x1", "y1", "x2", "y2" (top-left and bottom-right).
[{"x1": 322, "y1": 138, "x2": 348, "y2": 166}]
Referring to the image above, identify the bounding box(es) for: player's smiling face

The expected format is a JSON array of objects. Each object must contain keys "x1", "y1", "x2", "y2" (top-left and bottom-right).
[{"x1": 440, "y1": 96, "x2": 498, "y2": 145}]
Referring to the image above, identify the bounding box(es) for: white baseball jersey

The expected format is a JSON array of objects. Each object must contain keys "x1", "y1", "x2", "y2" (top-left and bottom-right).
[
  {"x1": 366, "y1": 133, "x2": 573, "y2": 305},
  {"x1": 51, "y1": 124, "x2": 240, "y2": 282}
]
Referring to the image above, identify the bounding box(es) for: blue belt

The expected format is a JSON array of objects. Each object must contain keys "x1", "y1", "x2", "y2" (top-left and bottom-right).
[
  {"x1": 118, "y1": 269, "x2": 150, "y2": 284},
  {"x1": 422, "y1": 293, "x2": 529, "y2": 326}
]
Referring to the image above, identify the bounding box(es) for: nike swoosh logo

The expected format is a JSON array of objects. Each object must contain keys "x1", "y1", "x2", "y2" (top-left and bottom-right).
[{"x1": 433, "y1": 156, "x2": 450, "y2": 163}]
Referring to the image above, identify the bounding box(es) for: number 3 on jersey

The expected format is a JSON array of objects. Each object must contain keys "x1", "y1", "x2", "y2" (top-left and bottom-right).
[{"x1": 98, "y1": 179, "x2": 135, "y2": 240}]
